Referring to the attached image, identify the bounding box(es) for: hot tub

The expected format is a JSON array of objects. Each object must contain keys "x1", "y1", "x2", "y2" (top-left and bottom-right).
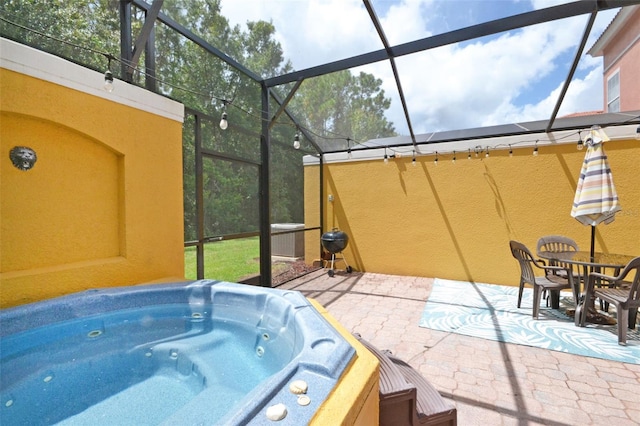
[{"x1": 0, "y1": 280, "x2": 356, "y2": 425}]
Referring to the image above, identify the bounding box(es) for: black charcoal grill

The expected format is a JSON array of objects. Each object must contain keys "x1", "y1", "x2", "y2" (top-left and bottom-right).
[{"x1": 321, "y1": 228, "x2": 353, "y2": 277}]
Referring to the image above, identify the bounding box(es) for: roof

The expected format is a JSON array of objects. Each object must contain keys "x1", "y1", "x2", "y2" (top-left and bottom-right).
[
  {"x1": 588, "y1": 5, "x2": 640, "y2": 57},
  {"x1": 350, "y1": 110, "x2": 640, "y2": 152}
]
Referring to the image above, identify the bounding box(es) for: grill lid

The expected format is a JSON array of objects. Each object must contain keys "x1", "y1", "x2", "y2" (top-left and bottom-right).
[
  {"x1": 321, "y1": 229, "x2": 348, "y2": 242},
  {"x1": 321, "y1": 229, "x2": 349, "y2": 253}
]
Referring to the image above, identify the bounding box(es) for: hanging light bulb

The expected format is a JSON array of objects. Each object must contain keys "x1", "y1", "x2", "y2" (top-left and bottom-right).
[
  {"x1": 383, "y1": 147, "x2": 389, "y2": 164},
  {"x1": 635, "y1": 125, "x2": 640, "y2": 140},
  {"x1": 434, "y1": 152, "x2": 438, "y2": 165},
  {"x1": 103, "y1": 54, "x2": 114, "y2": 92},
  {"x1": 104, "y1": 70, "x2": 114, "y2": 92},
  {"x1": 293, "y1": 133, "x2": 300, "y2": 149},
  {"x1": 219, "y1": 100, "x2": 229, "y2": 130},
  {"x1": 533, "y1": 141, "x2": 539, "y2": 156},
  {"x1": 412, "y1": 149, "x2": 416, "y2": 167},
  {"x1": 509, "y1": 145, "x2": 513, "y2": 157},
  {"x1": 219, "y1": 111, "x2": 228, "y2": 130},
  {"x1": 452, "y1": 151, "x2": 456, "y2": 164},
  {"x1": 485, "y1": 147, "x2": 490, "y2": 158},
  {"x1": 347, "y1": 148, "x2": 352, "y2": 159},
  {"x1": 468, "y1": 149, "x2": 471, "y2": 160},
  {"x1": 577, "y1": 131, "x2": 584, "y2": 150}
]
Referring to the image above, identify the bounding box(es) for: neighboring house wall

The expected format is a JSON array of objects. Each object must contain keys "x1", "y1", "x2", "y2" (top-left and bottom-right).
[
  {"x1": 590, "y1": 6, "x2": 640, "y2": 111},
  {"x1": 0, "y1": 39, "x2": 186, "y2": 307},
  {"x1": 305, "y1": 138, "x2": 640, "y2": 286}
]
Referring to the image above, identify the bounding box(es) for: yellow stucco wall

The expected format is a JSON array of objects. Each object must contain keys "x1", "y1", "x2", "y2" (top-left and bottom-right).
[
  {"x1": 308, "y1": 299, "x2": 380, "y2": 426},
  {"x1": 1, "y1": 46, "x2": 185, "y2": 307},
  {"x1": 306, "y1": 139, "x2": 640, "y2": 286}
]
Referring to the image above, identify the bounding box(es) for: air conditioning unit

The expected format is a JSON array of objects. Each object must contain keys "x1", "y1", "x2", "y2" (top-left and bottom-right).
[{"x1": 271, "y1": 223, "x2": 305, "y2": 257}]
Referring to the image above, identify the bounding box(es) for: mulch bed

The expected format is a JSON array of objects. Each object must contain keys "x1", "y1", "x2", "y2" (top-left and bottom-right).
[{"x1": 271, "y1": 259, "x2": 322, "y2": 286}]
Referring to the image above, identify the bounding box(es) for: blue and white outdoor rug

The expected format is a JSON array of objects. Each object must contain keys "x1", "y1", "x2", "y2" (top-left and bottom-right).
[{"x1": 419, "y1": 278, "x2": 640, "y2": 364}]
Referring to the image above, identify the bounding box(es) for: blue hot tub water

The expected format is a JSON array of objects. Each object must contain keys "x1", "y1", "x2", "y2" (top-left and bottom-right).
[{"x1": 0, "y1": 280, "x2": 356, "y2": 425}]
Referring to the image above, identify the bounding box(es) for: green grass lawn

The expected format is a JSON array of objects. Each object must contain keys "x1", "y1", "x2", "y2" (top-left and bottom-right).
[{"x1": 184, "y1": 237, "x2": 260, "y2": 282}]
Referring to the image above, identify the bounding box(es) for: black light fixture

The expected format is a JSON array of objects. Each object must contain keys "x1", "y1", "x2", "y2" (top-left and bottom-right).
[
  {"x1": 533, "y1": 141, "x2": 539, "y2": 156},
  {"x1": 509, "y1": 145, "x2": 513, "y2": 157},
  {"x1": 293, "y1": 132, "x2": 300, "y2": 149}
]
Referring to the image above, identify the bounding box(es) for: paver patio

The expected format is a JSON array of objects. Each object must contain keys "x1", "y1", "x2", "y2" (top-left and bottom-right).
[{"x1": 278, "y1": 269, "x2": 640, "y2": 425}]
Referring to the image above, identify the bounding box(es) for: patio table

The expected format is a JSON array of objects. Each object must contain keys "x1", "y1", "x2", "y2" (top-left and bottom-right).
[{"x1": 537, "y1": 250, "x2": 635, "y2": 325}]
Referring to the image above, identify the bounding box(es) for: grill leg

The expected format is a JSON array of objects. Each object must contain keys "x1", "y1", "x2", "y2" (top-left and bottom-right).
[
  {"x1": 342, "y1": 254, "x2": 351, "y2": 270},
  {"x1": 325, "y1": 251, "x2": 352, "y2": 276}
]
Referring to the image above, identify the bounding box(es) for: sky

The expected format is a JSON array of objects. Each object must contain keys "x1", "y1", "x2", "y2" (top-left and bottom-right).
[{"x1": 219, "y1": 0, "x2": 619, "y2": 137}]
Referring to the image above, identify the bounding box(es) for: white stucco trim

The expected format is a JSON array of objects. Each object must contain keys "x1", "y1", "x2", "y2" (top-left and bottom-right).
[
  {"x1": 304, "y1": 123, "x2": 640, "y2": 165},
  {"x1": 0, "y1": 38, "x2": 184, "y2": 123}
]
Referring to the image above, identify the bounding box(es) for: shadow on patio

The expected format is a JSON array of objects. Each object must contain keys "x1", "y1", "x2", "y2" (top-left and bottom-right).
[{"x1": 277, "y1": 269, "x2": 640, "y2": 425}]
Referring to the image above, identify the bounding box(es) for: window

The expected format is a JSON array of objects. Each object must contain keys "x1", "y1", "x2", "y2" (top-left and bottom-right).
[{"x1": 607, "y1": 70, "x2": 620, "y2": 113}]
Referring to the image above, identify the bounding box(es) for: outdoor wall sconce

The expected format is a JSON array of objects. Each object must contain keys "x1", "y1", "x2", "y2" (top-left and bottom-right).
[{"x1": 9, "y1": 146, "x2": 37, "y2": 171}]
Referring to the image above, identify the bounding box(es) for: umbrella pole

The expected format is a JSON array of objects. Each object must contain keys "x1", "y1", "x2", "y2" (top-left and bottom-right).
[{"x1": 590, "y1": 225, "x2": 596, "y2": 262}]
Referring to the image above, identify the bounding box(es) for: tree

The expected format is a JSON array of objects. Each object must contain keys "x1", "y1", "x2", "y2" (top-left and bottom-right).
[
  {"x1": 292, "y1": 70, "x2": 396, "y2": 151},
  {"x1": 0, "y1": 0, "x2": 396, "y2": 237}
]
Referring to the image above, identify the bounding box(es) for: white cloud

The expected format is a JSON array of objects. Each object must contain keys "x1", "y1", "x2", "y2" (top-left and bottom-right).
[
  {"x1": 221, "y1": 0, "x2": 380, "y2": 70},
  {"x1": 220, "y1": 0, "x2": 617, "y2": 136}
]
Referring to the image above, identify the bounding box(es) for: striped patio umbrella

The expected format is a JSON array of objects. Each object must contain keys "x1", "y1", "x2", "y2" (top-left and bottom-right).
[{"x1": 570, "y1": 126, "x2": 621, "y2": 259}]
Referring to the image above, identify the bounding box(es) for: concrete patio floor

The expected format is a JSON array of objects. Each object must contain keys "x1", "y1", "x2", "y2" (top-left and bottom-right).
[{"x1": 277, "y1": 269, "x2": 640, "y2": 425}]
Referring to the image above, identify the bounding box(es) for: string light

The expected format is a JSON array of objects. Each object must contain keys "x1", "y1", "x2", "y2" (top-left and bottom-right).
[
  {"x1": 104, "y1": 70, "x2": 114, "y2": 92},
  {"x1": 452, "y1": 151, "x2": 456, "y2": 164},
  {"x1": 6, "y1": 16, "x2": 640, "y2": 157},
  {"x1": 434, "y1": 152, "x2": 438, "y2": 165},
  {"x1": 412, "y1": 149, "x2": 416, "y2": 166},
  {"x1": 383, "y1": 147, "x2": 389, "y2": 164},
  {"x1": 219, "y1": 100, "x2": 229, "y2": 130},
  {"x1": 103, "y1": 54, "x2": 114, "y2": 92},
  {"x1": 577, "y1": 131, "x2": 584, "y2": 150},
  {"x1": 293, "y1": 132, "x2": 300, "y2": 149},
  {"x1": 339, "y1": 119, "x2": 639, "y2": 162}
]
